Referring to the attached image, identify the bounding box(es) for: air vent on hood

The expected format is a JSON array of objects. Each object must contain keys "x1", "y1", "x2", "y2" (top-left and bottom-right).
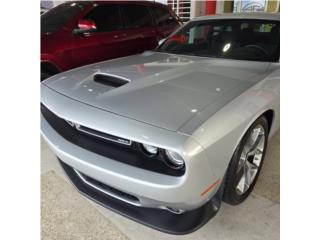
[{"x1": 93, "y1": 73, "x2": 129, "y2": 88}]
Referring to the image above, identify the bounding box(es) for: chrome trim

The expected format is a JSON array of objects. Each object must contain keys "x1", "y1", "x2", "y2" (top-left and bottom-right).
[
  {"x1": 65, "y1": 120, "x2": 132, "y2": 146},
  {"x1": 163, "y1": 206, "x2": 186, "y2": 214},
  {"x1": 66, "y1": 120, "x2": 74, "y2": 127},
  {"x1": 74, "y1": 169, "x2": 141, "y2": 207},
  {"x1": 76, "y1": 124, "x2": 132, "y2": 146}
]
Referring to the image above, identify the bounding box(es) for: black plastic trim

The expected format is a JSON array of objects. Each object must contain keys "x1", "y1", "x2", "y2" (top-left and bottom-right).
[
  {"x1": 59, "y1": 159, "x2": 223, "y2": 235},
  {"x1": 76, "y1": 170, "x2": 140, "y2": 205},
  {"x1": 93, "y1": 74, "x2": 129, "y2": 87}
]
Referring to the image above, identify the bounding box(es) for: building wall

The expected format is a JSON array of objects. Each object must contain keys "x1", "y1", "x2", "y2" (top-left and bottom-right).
[
  {"x1": 266, "y1": 0, "x2": 280, "y2": 12},
  {"x1": 224, "y1": 1, "x2": 234, "y2": 13},
  {"x1": 216, "y1": 0, "x2": 225, "y2": 14}
]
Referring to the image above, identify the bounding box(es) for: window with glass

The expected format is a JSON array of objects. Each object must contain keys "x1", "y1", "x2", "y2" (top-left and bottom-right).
[
  {"x1": 84, "y1": 5, "x2": 122, "y2": 32},
  {"x1": 151, "y1": 6, "x2": 177, "y2": 26},
  {"x1": 157, "y1": 19, "x2": 279, "y2": 62},
  {"x1": 41, "y1": 2, "x2": 89, "y2": 33},
  {"x1": 122, "y1": 5, "x2": 153, "y2": 29}
]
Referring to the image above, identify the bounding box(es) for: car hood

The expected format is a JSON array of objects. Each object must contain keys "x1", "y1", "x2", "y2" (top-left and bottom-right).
[{"x1": 43, "y1": 51, "x2": 271, "y2": 132}]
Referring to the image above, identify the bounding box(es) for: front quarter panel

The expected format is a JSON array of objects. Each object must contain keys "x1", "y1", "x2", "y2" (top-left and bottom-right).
[{"x1": 191, "y1": 65, "x2": 280, "y2": 180}]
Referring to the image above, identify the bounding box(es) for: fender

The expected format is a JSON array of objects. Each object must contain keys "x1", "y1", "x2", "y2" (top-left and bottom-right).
[{"x1": 190, "y1": 70, "x2": 280, "y2": 180}]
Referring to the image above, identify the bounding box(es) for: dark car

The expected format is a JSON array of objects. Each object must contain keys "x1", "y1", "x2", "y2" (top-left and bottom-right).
[{"x1": 41, "y1": 1, "x2": 181, "y2": 80}]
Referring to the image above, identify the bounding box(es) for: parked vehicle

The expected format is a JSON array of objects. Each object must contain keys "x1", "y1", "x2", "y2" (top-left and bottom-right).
[
  {"x1": 41, "y1": 13, "x2": 280, "y2": 234},
  {"x1": 41, "y1": 1, "x2": 181, "y2": 80}
]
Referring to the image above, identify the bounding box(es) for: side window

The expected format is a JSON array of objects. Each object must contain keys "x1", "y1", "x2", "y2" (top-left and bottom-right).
[
  {"x1": 258, "y1": 23, "x2": 277, "y2": 33},
  {"x1": 152, "y1": 7, "x2": 177, "y2": 26},
  {"x1": 122, "y1": 5, "x2": 153, "y2": 29},
  {"x1": 212, "y1": 26, "x2": 223, "y2": 36},
  {"x1": 83, "y1": 5, "x2": 122, "y2": 32},
  {"x1": 186, "y1": 25, "x2": 211, "y2": 44}
]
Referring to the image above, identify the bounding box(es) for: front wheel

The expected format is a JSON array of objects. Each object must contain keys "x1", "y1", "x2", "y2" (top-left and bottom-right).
[{"x1": 223, "y1": 116, "x2": 269, "y2": 205}]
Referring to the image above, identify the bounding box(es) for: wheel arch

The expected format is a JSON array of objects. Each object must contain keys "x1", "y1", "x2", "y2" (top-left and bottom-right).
[
  {"x1": 262, "y1": 109, "x2": 274, "y2": 133},
  {"x1": 195, "y1": 107, "x2": 276, "y2": 182},
  {"x1": 218, "y1": 109, "x2": 275, "y2": 201},
  {"x1": 235, "y1": 109, "x2": 275, "y2": 150}
]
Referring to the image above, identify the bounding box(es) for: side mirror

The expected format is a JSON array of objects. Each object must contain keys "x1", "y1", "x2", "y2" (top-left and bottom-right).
[{"x1": 73, "y1": 19, "x2": 97, "y2": 35}]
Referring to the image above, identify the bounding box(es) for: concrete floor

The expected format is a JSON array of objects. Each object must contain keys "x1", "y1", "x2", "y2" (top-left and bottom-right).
[{"x1": 41, "y1": 132, "x2": 279, "y2": 240}]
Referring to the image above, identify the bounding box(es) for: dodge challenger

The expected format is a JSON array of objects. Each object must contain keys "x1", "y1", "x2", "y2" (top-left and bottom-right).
[{"x1": 41, "y1": 13, "x2": 280, "y2": 234}]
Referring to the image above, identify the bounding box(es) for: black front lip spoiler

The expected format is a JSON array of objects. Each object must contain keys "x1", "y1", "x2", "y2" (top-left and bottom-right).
[{"x1": 59, "y1": 159, "x2": 223, "y2": 235}]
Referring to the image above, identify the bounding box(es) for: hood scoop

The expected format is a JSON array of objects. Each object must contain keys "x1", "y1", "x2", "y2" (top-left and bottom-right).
[{"x1": 93, "y1": 73, "x2": 129, "y2": 88}]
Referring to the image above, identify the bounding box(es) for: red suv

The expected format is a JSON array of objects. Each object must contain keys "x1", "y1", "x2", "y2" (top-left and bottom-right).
[{"x1": 41, "y1": 1, "x2": 181, "y2": 80}]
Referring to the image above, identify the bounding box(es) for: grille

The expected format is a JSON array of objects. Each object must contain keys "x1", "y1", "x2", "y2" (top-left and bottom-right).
[
  {"x1": 74, "y1": 169, "x2": 140, "y2": 206},
  {"x1": 41, "y1": 103, "x2": 185, "y2": 176}
]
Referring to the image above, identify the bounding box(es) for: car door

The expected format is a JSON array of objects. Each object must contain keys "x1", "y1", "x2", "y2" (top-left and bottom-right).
[
  {"x1": 70, "y1": 4, "x2": 129, "y2": 68},
  {"x1": 150, "y1": 6, "x2": 181, "y2": 41},
  {"x1": 120, "y1": 4, "x2": 158, "y2": 55}
]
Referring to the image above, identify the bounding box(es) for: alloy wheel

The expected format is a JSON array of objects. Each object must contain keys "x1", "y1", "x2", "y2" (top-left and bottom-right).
[{"x1": 236, "y1": 125, "x2": 266, "y2": 195}]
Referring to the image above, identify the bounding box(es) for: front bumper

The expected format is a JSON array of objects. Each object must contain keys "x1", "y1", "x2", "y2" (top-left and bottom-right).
[{"x1": 59, "y1": 159, "x2": 222, "y2": 234}]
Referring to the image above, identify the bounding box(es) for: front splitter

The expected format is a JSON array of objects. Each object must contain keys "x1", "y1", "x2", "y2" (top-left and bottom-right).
[{"x1": 59, "y1": 159, "x2": 222, "y2": 235}]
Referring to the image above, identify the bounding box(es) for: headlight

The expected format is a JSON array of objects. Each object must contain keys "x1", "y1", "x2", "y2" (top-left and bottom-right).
[
  {"x1": 141, "y1": 144, "x2": 158, "y2": 156},
  {"x1": 165, "y1": 150, "x2": 185, "y2": 169}
]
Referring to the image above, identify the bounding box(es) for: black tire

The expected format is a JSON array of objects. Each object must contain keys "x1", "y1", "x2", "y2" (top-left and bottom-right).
[
  {"x1": 41, "y1": 70, "x2": 52, "y2": 81},
  {"x1": 223, "y1": 116, "x2": 269, "y2": 205}
]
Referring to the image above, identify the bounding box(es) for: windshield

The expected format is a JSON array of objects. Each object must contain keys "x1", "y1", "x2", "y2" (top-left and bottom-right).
[
  {"x1": 41, "y1": 2, "x2": 88, "y2": 34},
  {"x1": 157, "y1": 19, "x2": 280, "y2": 62}
]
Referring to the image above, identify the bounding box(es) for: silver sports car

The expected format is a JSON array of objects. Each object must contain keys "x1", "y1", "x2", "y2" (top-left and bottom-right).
[{"x1": 41, "y1": 13, "x2": 280, "y2": 234}]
